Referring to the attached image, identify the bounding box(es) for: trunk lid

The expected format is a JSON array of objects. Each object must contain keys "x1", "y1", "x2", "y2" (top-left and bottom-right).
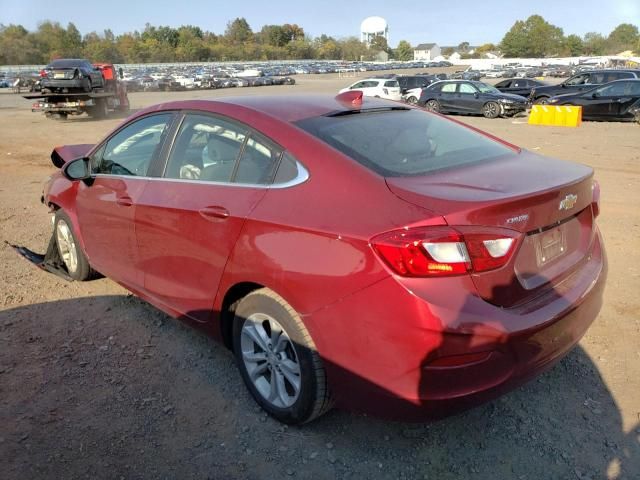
[
  {"x1": 50, "y1": 144, "x2": 95, "y2": 168},
  {"x1": 386, "y1": 151, "x2": 596, "y2": 307}
]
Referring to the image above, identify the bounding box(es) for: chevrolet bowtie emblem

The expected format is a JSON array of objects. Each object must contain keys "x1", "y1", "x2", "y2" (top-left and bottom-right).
[{"x1": 559, "y1": 194, "x2": 578, "y2": 211}]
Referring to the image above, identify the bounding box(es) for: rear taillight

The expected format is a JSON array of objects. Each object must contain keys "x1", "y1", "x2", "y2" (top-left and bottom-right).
[
  {"x1": 591, "y1": 179, "x2": 600, "y2": 218},
  {"x1": 39, "y1": 69, "x2": 47, "y2": 78},
  {"x1": 371, "y1": 226, "x2": 518, "y2": 277}
]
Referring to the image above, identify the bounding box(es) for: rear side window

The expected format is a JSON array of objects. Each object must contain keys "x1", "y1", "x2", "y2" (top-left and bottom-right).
[
  {"x1": 164, "y1": 114, "x2": 246, "y2": 182},
  {"x1": 234, "y1": 135, "x2": 281, "y2": 185},
  {"x1": 296, "y1": 109, "x2": 515, "y2": 177},
  {"x1": 384, "y1": 80, "x2": 399, "y2": 87},
  {"x1": 441, "y1": 83, "x2": 457, "y2": 93}
]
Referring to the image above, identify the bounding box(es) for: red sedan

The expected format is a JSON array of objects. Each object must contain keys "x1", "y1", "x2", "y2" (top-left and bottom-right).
[{"x1": 40, "y1": 92, "x2": 606, "y2": 424}]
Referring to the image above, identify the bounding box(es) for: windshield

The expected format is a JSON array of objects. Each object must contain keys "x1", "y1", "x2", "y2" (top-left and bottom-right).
[
  {"x1": 296, "y1": 109, "x2": 516, "y2": 177},
  {"x1": 476, "y1": 83, "x2": 500, "y2": 94}
]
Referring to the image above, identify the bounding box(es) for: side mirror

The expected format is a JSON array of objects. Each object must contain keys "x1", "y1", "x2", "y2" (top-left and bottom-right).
[
  {"x1": 474, "y1": 92, "x2": 479, "y2": 98},
  {"x1": 63, "y1": 157, "x2": 92, "y2": 182},
  {"x1": 591, "y1": 92, "x2": 598, "y2": 98}
]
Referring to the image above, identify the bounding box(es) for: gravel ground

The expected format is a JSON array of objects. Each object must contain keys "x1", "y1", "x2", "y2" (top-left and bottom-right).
[{"x1": 0, "y1": 69, "x2": 639, "y2": 479}]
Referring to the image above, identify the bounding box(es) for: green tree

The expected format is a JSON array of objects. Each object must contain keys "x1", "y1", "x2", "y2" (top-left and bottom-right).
[
  {"x1": 563, "y1": 34, "x2": 584, "y2": 56},
  {"x1": 0, "y1": 24, "x2": 42, "y2": 64},
  {"x1": 225, "y1": 17, "x2": 253, "y2": 44},
  {"x1": 475, "y1": 43, "x2": 496, "y2": 56},
  {"x1": 583, "y1": 32, "x2": 607, "y2": 55},
  {"x1": 608, "y1": 23, "x2": 639, "y2": 52},
  {"x1": 457, "y1": 41, "x2": 470, "y2": 53},
  {"x1": 259, "y1": 25, "x2": 288, "y2": 47},
  {"x1": 500, "y1": 15, "x2": 565, "y2": 57},
  {"x1": 369, "y1": 35, "x2": 389, "y2": 53},
  {"x1": 395, "y1": 40, "x2": 412, "y2": 61}
]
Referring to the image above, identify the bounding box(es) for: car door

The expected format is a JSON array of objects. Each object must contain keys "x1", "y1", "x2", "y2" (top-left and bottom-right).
[
  {"x1": 509, "y1": 79, "x2": 530, "y2": 96},
  {"x1": 456, "y1": 82, "x2": 480, "y2": 112},
  {"x1": 75, "y1": 113, "x2": 175, "y2": 287},
  {"x1": 135, "y1": 112, "x2": 282, "y2": 322},
  {"x1": 437, "y1": 82, "x2": 459, "y2": 110},
  {"x1": 581, "y1": 82, "x2": 628, "y2": 118}
]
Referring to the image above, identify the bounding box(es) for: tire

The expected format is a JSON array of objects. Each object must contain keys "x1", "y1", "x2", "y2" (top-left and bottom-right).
[
  {"x1": 54, "y1": 210, "x2": 94, "y2": 281},
  {"x1": 84, "y1": 78, "x2": 92, "y2": 93},
  {"x1": 88, "y1": 98, "x2": 108, "y2": 119},
  {"x1": 483, "y1": 101, "x2": 500, "y2": 119},
  {"x1": 406, "y1": 96, "x2": 418, "y2": 105},
  {"x1": 425, "y1": 99, "x2": 440, "y2": 112},
  {"x1": 534, "y1": 96, "x2": 549, "y2": 105},
  {"x1": 232, "y1": 288, "x2": 332, "y2": 424}
]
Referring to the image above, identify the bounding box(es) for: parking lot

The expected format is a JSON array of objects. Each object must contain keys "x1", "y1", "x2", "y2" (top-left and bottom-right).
[{"x1": 1, "y1": 69, "x2": 639, "y2": 479}]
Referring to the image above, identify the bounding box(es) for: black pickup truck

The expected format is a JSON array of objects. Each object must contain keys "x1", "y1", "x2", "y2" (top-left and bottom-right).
[{"x1": 529, "y1": 69, "x2": 640, "y2": 104}]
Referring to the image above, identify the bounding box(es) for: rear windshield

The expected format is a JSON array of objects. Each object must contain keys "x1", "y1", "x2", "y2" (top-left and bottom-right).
[
  {"x1": 49, "y1": 59, "x2": 87, "y2": 68},
  {"x1": 296, "y1": 109, "x2": 516, "y2": 177}
]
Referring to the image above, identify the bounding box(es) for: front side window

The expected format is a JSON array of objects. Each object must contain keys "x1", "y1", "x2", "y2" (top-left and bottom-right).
[
  {"x1": 459, "y1": 83, "x2": 476, "y2": 94},
  {"x1": 565, "y1": 74, "x2": 589, "y2": 86},
  {"x1": 164, "y1": 114, "x2": 246, "y2": 182},
  {"x1": 95, "y1": 113, "x2": 173, "y2": 176},
  {"x1": 296, "y1": 109, "x2": 515, "y2": 177}
]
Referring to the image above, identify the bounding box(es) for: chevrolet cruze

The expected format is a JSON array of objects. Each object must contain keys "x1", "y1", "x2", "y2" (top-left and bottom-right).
[{"x1": 40, "y1": 92, "x2": 607, "y2": 424}]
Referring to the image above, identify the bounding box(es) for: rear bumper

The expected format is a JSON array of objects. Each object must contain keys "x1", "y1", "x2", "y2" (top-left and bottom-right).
[
  {"x1": 305, "y1": 228, "x2": 607, "y2": 421},
  {"x1": 41, "y1": 78, "x2": 89, "y2": 90}
]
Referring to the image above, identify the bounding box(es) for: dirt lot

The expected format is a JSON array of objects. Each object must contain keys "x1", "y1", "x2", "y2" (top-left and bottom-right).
[{"x1": 1, "y1": 70, "x2": 639, "y2": 480}]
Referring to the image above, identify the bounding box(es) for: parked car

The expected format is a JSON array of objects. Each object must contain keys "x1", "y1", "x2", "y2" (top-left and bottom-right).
[
  {"x1": 529, "y1": 69, "x2": 640, "y2": 104},
  {"x1": 548, "y1": 79, "x2": 640, "y2": 121},
  {"x1": 418, "y1": 80, "x2": 528, "y2": 118},
  {"x1": 494, "y1": 78, "x2": 548, "y2": 98},
  {"x1": 339, "y1": 78, "x2": 402, "y2": 101},
  {"x1": 39, "y1": 93, "x2": 606, "y2": 424},
  {"x1": 395, "y1": 75, "x2": 436, "y2": 94},
  {"x1": 40, "y1": 59, "x2": 105, "y2": 93},
  {"x1": 450, "y1": 70, "x2": 482, "y2": 81}
]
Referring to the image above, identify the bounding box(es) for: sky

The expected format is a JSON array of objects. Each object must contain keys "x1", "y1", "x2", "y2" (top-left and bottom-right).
[{"x1": 2, "y1": 0, "x2": 639, "y2": 47}]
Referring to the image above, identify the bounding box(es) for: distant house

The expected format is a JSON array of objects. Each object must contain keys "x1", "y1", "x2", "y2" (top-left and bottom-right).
[{"x1": 413, "y1": 43, "x2": 441, "y2": 61}]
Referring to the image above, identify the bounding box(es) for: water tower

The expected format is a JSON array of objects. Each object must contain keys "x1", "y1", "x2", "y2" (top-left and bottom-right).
[{"x1": 360, "y1": 16, "x2": 388, "y2": 46}]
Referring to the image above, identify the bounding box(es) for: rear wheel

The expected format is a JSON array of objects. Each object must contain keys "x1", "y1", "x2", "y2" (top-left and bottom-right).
[
  {"x1": 232, "y1": 288, "x2": 332, "y2": 424},
  {"x1": 406, "y1": 96, "x2": 418, "y2": 105},
  {"x1": 534, "y1": 96, "x2": 549, "y2": 105},
  {"x1": 425, "y1": 99, "x2": 441, "y2": 112},
  {"x1": 483, "y1": 101, "x2": 500, "y2": 119},
  {"x1": 88, "y1": 98, "x2": 109, "y2": 119},
  {"x1": 54, "y1": 210, "x2": 94, "y2": 281},
  {"x1": 83, "y1": 78, "x2": 92, "y2": 93}
]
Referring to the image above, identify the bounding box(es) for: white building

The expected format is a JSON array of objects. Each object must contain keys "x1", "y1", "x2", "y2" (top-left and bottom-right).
[
  {"x1": 360, "y1": 16, "x2": 389, "y2": 46},
  {"x1": 413, "y1": 43, "x2": 441, "y2": 61}
]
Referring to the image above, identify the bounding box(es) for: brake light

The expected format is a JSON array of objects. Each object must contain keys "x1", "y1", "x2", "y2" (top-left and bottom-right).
[
  {"x1": 591, "y1": 179, "x2": 600, "y2": 218},
  {"x1": 335, "y1": 90, "x2": 363, "y2": 105},
  {"x1": 39, "y1": 69, "x2": 48, "y2": 78},
  {"x1": 371, "y1": 226, "x2": 518, "y2": 277}
]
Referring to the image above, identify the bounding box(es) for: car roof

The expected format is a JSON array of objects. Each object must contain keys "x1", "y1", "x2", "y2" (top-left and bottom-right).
[{"x1": 136, "y1": 94, "x2": 403, "y2": 123}]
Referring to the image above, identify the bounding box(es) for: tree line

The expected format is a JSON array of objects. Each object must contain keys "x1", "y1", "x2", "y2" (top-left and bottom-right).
[
  {"x1": 0, "y1": 19, "x2": 379, "y2": 65},
  {"x1": 0, "y1": 15, "x2": 638, "y2": 66}
]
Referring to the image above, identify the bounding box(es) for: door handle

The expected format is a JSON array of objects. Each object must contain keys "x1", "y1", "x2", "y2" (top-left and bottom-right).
[
  {"x1": 199, "y1": 206, "x2": 230, "y2": 221},
  {"x1": 116, "y1": 196, "x2": 133, "y2": 207}
]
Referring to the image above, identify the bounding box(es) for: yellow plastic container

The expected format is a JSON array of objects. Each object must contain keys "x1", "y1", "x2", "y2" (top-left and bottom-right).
[{"x1": 528, "y1": 105, "x2": 582, "y2": 127}]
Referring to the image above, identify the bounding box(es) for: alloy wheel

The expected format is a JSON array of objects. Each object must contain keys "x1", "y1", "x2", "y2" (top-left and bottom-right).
[
  {"x1": 240, "y1": 313, "x2": 301, "y2": 408},
  {"x1": 56, "y1": 219, "x2": 78, "y2": 273}
]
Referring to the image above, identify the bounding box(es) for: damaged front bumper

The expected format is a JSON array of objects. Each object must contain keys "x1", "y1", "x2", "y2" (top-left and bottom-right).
[{"x1": 8, "y1": 225, "x2": 73, "y2": 281}]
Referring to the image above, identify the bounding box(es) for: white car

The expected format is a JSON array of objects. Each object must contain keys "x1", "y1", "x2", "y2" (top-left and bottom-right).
[
  {"x1": 339, "y1": 78, "x2": 402, "y2": 101},
  {"x1": 402, "y1": 87, "x2": 423, "y2": 104}
]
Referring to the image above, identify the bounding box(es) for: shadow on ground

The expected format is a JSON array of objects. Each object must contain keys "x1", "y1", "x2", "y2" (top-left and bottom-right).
[{"x1": 1, "y1": 295, "x2": 638, "y2": 479}]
